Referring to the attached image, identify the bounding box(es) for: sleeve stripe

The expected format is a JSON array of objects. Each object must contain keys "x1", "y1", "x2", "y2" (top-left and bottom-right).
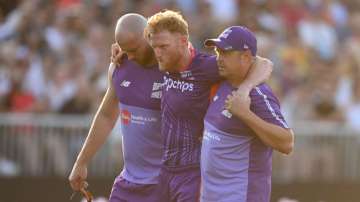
[{"x1": 254, "y1": 87, "x2": 289, "y2": 128}]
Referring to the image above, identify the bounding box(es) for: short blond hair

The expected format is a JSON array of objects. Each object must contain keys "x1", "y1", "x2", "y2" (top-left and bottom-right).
[{"x1": 145, "y1": 10, "x2": 189, "y2": 39}]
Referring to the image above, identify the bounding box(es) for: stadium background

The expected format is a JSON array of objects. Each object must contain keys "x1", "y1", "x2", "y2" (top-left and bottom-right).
[{"x1": 0, "y1": 0, "x2": 360, "y2": 201}]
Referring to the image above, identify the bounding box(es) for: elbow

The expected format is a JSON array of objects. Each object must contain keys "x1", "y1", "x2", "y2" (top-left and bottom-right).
[
  {"x1": 263, "y1": 58, "x2": 273, "y2": 81},
  {"x1": 268, "y1": 60, "x2": 274, "y2": 75},
  {"x1": 280, "y1": 141, "x2": 294, "y2": 155},
  {"x1": 278, "y1": 130, "x2": 295, "y2": 155}
]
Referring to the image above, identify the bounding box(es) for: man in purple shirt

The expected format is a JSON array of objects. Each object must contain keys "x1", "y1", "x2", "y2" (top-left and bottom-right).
[
  {"x1": 145, "y1": 10, "x2": 274, "y2": 202},
  {"x1": 201, "y1": 26, "x2": 295, "y2": 202},
  {"x1": 68, "y1": 14, "x2": 164, "y2": 202}
]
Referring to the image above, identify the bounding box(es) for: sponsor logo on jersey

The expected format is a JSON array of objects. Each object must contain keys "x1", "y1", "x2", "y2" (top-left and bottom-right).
[
  {"x1": 151, "y1": 82, "x2": 162, "y2": 99},
  {"x1": 120, "y1": 109, "x2": 158, "y2": 125},
  {"x1": 203, "y1": 130, "x2": 221, "y2": 141},
  {"x1": 121, "y1": 109, "x2": 131, "y2": 125},
  {"x1": 180, "y1": 70, "x2": 192, "y2": 78},
  {"x1": 163, "y1": 76, "x2": 194, "y2": 92}
]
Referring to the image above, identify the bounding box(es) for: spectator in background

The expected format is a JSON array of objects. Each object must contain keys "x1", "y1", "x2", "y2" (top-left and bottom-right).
[
  {"x1": 0, "y1": 0, "x2": 356, "y2": 123},
  {"x1": 345, "y1": 73, "x2": 360, "y2": 131},
  {"x1": 46, "y1": 63, "x2": 77, "y2": 112},
  {"x1": 298, "y1": 5, "x2": 338, "y2": 61}
]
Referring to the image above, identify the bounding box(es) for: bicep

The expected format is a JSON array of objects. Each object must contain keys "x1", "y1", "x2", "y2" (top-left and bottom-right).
[{"x1": 98, "y1": 64, "x2": 119, "y2": 119}]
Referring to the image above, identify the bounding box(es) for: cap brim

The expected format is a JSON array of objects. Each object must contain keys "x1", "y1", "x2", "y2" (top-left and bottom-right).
[{"x1": 204, "y1": 39, "x2": 230, "y2": 50}]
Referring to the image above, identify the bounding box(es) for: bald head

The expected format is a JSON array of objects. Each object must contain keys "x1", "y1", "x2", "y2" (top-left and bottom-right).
[
  {"x1": 115, "y1": 13, "x2": 147, "y2": 44},
  {"x1": 114, "y1": 13, "x2": 156, "y2": 66}
]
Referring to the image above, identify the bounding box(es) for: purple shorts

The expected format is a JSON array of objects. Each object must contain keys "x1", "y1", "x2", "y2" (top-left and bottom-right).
[
  {"x1": 157, "y1": 165, "x2": 201, "y2": 202},
  {"x1": 108, "y1": 176, "x2": 159, "y2": 202}
]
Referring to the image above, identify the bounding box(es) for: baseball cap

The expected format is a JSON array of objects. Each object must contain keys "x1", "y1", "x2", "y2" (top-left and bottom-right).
[{"x1": 204, "y1": 26, "x2": 257, "y2": 56}]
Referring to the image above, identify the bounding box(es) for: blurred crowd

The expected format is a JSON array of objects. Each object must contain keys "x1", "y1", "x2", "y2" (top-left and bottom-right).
[{"x1": 0, "y1": 0, "x2": 360, "y2": 130}]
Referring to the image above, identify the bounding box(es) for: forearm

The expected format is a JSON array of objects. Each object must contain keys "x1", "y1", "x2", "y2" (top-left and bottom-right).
[
  {"x1": 75, "y1": 63, "x2": 119, "y2": 166},
  {"x1": 241, "y1": 112, "x2": 294, "y2": 154},
  {"x1": 75, "y1": 110, "x2": 118, "y2": 165},
  {"x1": 241, "y1": 56, "x2": 273, "y2": 89}
]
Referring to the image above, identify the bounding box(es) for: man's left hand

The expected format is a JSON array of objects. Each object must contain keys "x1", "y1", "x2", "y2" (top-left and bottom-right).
[{"x1": 225, "y1": 91, "x2": 252, "y2": 119}]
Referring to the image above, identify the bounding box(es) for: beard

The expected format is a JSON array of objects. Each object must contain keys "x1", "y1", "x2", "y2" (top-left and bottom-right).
[
  {"x1": 158, "y1": 62, "x2": 168, "y2": 72},
  {"x1": 158, "y1": 61, "x2": 177, "y2": 72},
  {"x1": 158, "y1": 53, "x2": 181, "y2": 72}
]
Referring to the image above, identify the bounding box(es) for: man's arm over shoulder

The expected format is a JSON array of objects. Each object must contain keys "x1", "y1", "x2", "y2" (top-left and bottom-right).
[{"x1": 235, "y1": 56, "x2": 273, "y2": 96}]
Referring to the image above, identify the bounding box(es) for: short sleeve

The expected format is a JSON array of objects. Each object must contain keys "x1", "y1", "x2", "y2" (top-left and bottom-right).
[{"x1": 250, "y1": 85, "x2": 290, "y2": 129}]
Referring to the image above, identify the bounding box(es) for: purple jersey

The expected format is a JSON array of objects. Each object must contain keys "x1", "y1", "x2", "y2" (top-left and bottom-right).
[
  {"x1": 201, "y1": 82, "x2": 289, "y2": 202},
  {"x1": 161, "y1": 51, "x2": 221, "y2": 168},
  {"x1": 112, "y1": 59, "x2": 164, "y2": 184},
  {"x1": 109, "y1": 175, "x2": 159, "y2": 202}
]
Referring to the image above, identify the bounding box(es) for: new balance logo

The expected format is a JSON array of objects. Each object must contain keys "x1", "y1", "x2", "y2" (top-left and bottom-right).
[
  {"x1": 221, "y1": 109, "x2": 232, "y2": 119},
  {"x1": 120, "y1": 80, "x2": 131, "y2": 87}
]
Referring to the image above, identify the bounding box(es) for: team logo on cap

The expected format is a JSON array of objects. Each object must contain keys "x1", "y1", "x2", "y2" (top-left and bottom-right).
[{"x1": 220, "y1": 29, "x2": 232, "y2": 39}]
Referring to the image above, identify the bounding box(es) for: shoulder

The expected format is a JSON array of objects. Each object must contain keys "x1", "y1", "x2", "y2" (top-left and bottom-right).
[
  {"x1": 191, "y1": 51, "x2": 218, "y2": 75},
  {"x1": 112, "y1": 59, "x2": 134, "y2": 76},
  {"x1": 250, "y1": 83, "x2": 280, "y2": 105},
  {"x1": 195, "y1": 52, "x2": 217, "y2": 67}
]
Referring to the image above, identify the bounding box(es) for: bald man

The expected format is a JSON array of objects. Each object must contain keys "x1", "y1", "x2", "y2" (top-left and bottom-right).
[{"x1": 68, "y1": 13, "x2": 164, "y2": 202}]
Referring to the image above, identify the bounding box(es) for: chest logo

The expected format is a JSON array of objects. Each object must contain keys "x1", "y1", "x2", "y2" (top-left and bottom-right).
[
  {"x1": 180, "y1": 70, "x2": 192, "y2": 78},
  {"x1": 221, "y1": 109, "x2": 233, "y2": 119},
  {"x1": 213, "y1": 95, "x2": 219, "y2": 102},
  {"x1": 151, "y1": 82, "x2": 162, "y2": 99},
  {"x1": 163, "y1": 76, "x2": 194, "y2": 92},
  {"x1": 121, "y1": 109, "x2": 131, "y2": 125},
  {"x1": 120, "y1": 80, "x2": 131, "y2": 87}
]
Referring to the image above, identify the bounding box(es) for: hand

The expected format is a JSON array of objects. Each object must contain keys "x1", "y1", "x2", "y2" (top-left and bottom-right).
[
  {"x1": 224, "y1": 91, "x2": 251, "y2": 119},
  {"x1": 253, "y1": 55, "x2": 273, "y2": 80},
  {"x1": 111, "y1": 43, "x2": 126, "y2": 65},
  {"x1": 255, "y1": 55, "x2": 273, "y2": 72},
  {"x1": 68, "y1": 162, "x2": 88, "y2": 192}
]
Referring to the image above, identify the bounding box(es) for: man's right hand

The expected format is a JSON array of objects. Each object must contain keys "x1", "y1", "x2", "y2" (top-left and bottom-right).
[
  {"x1": 111, "y1": 43, "x2": 126, "y2": 65},
  {"x1": 69, "y1": 162, "x2": 88, "y2": 191}
]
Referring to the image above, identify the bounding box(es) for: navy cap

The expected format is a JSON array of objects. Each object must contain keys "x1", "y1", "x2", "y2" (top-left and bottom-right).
[{"x1": 205, "y1": 26, "x2": 257, "y2": 56}]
